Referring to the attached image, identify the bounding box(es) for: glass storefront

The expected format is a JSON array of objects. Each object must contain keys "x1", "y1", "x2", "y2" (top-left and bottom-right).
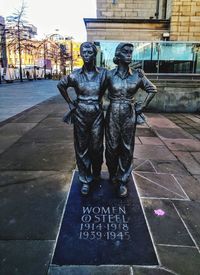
[{"x1": 95, "y1": 41, "x2": 200, "y2": 74}]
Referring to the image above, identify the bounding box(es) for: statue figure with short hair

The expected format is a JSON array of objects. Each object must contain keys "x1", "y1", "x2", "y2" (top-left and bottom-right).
[{"x1": 57, "y1": 42, "x2": 107, "y2": 195}]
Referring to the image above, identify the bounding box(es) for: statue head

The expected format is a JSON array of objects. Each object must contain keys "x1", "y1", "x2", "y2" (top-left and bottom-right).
[
  {"x1": 80, "y1": 42, "x2": 97, "y2": 65},
  {"x1": 80, "y1": 42, "x2": 97, "y2": 56},
  {"x1": 113, "y1": 42, "x2": 133, "y2": 65}
]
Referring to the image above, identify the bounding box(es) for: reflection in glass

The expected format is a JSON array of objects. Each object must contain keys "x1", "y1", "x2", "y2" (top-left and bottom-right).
[{"x1": 96, "y1": 41, "x2": 200, "y2": 74}]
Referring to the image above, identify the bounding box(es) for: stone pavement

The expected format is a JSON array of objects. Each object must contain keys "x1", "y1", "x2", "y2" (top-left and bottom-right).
[
  {"x1": 0, "y1": 92, "x2": 200, "y2": 274},
  {"x1": 0, "y1": 80, "x2": 58, "y2": 122}
]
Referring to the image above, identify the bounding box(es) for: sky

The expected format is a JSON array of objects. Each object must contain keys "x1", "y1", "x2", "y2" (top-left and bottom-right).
[{"x1": 0, "y1": 0, "x2": 97, "y2": 42}]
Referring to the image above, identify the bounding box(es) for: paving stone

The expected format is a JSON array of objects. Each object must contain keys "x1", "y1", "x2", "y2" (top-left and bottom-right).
[
  {"x1": 19, "y1": 124, "x2": 73, "y2": 143},
  {"x1": 0, "y1": 171, "x2": 70, "y2": 239},
  {"x1": 186, "y1": 128, "x2": 200, "y2": 135},
  {"x1": 163, "y1": 138, "x2": 200, "y2": 152},
  {"x1": 193, "y1": 175, "x2": 200, "y2": 183},
  {"x1": 12, "y1": 113, "x2": 48, "y2": 123},
  {"x1": 154, "y1": 128, "x2": 193, "y2": 139},
  {"x1": 179, "y1": 125, "x2": 193, "y2": 129},
  {"x1": 150, "y1": 160, "x2": 189, "y2": 175},
  {"x1": 137, "y1": 123, "x2": 149, "y2": 128},
  {"x1": 174, "y1": 200, "x2": 200, "y2": 246},
  {"x1": 133, "y1": 266, "x2": 176, "y2": 274},
  {"x1": 142, "y1": 199, "x2": 193, "y2": 246},
  {"x1": 38, "y1": 116, "x2": 68, "y2": 127},
  {"x1": 194, "y1": 134, "x2": 200, "y2": 140},
  {"x1": 0, "y1": 136, "x2": 21, "y2": 154},
  {"x1": 146, "y1": 115, "x2": 178, "y2": 129},
  {"x1": 0, "y1": 142, "x2": 75, "y2": 171},
  {"x1": 173, "y1": 175, "x2": 200, "y2": 201},
  {"x1": 0, "y1": 81, "x2": 58, "y2": 122},
  {"x1": 133, "y1": 159, "x2": 156, "y2": 173},
  {"x1": 134, "y1": 145, "x2": 176, "y2": 161},
  {"x1": 191, "y1": 152, "x2": 200, "y2": 164},
  {"x1": 136, "y1": 128, "x2": 156, "y2": 137},
  {"x1": 139, "y1": 137, "x2": 163, "y2": 145},
  {"x1": 156, "y1": 245, "x2": 200, "y2": 275},
  {"x1": 134, "y1": 172, "x2": 187, "y2": 199},
  {"x1": 173, "y1": 151, "x2": 200, "y2": 175},
  {"x1": 0, "y1": 240, "x2": 54, "y2": 275},
  {"x1": 187, "y1": 115, "x2": 200, "y2": 123},
  {"x1": 0, "y1": 123, "x2": 37, "y2": 137},
  {"x1": 135, "y1": 137, "x2": 142, "y2": 144},
  {"x1": 49, "y1": 265, "x2": 132, "y2": 275},
  {"x1": 30, "y1": 104, "x2": 60, "y2": 114}
]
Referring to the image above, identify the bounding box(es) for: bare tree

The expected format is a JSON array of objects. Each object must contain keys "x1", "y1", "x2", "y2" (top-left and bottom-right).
[{"x1": 6, "y1": 1, "x2": 27, "y2": 82}]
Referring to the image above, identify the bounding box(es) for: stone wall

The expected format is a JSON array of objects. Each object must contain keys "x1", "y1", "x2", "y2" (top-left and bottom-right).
[
  {"x1": 170, "y1": 0, "x2": 200, "y2": 41},
  {"x1": 135, "y1": 81, "x2": 200, "y2": 112},
  {"x1": 85, "y1": 19, "x2": 169, "y2": 42},
  {"x1": 97, "y1": 0, "x2": 157, "y2": 19}
]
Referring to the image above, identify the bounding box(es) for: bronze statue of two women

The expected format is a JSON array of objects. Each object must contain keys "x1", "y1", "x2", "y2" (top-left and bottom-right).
[{"x1": 57, "y1": 42, "x2": 157, "y2": 198}]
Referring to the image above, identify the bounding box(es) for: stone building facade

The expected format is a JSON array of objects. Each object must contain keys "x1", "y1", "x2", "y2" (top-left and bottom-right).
[
  {"x1": 84, "y1": 0, "x2": 200, "y2": 42},
  {"x1": 170, "y1": 0, "x2": 200, "y2": 41}
]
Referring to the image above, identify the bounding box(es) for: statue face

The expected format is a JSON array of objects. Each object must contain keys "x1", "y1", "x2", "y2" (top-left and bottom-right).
[
  {"x1": 118, "y1": 45, "x2": 133, "y2": 65},
  {"x1": 81, "y1": 46, "x2": 95, "y2": 64}
]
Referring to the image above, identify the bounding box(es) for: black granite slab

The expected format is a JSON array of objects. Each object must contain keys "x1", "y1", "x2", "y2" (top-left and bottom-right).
[{"x1": 52, "y1": 171, "x2": 158, "y2": 266}]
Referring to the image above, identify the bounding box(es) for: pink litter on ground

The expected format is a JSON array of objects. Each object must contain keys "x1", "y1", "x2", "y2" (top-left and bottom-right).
[{"x1": 154, "y1": 209, "x2": 165, "y2": 216}]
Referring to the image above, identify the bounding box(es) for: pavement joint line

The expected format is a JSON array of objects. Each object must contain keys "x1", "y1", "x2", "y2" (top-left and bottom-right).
[
  {"x1": 172, "y1": 202, "x2": 200, "y2": 254},
  {"x1": 177, "y1": 152, "x2": 200, "y2": 177},
  {"x1": 132, "y1": 172, "x2": 161, "y2": 266},
  {"x1": 130, "y1": 266, "x2": 134, "y2": 275},
  {"x1": 134, "y1": 159, "x2": 157, "y2": 173},
  {"x1": 132, "y1": 265, "x2": 178, "y2": 275},
  {"x1": 0, "y1": 239, "x2": 55, "y2": 241},
  {"x1": 48, "y1": 169, "x2": 75, "y2": 270},
  {"x1": 146, "y1": 114, "x2": 200, "y2": 175},
  {"x1": 172, "y1": 174, "x2": 190, "y2": 200},
  {"x1": 140, "y1": 197, "x2": 190, "y2": 201},
  {"x1": 134, "y1": 171, "x2": 188, "y2": 176},
  {"x1": 157, "y1": 244, "x2": 197, "y2": 248},
  {"x1": 149, "y1": 160, "x2": 158, "y2": 173},
  {"x1": 160, "y1": 267, "x2": 179, "y2": 275},
  {"x1": 133, "y1": 159, "x2": 149, "y2": 171},
  {"x1": 131, "y1": 264, "x2": 160, "y2": 268},
  {"x1": 134, "y1": 171, "x2": 187, "y2": 199}
]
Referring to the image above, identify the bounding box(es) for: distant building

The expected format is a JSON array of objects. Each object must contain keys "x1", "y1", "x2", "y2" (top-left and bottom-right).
[
  {"x1": 6, "y1": 19, "x2": 37, "y2": 39},
  {"x1": 0, "y1": 16, "x2": 7, "y2": 68},
  {"x1": 84, "y1": 0, "x2": 200, "y2": 42}
]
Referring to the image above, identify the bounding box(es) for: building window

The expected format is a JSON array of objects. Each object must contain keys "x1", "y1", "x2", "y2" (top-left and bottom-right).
[{"x1": 96, "y1": 41, "x2": 199, "y2": 74}]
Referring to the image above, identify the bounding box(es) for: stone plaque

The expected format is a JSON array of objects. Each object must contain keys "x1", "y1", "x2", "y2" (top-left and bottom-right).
[{"x1": 52, "y1": 171, "x2": 158, "y2": 265}]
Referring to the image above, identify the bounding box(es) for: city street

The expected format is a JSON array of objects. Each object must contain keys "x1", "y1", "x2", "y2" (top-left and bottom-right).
[
  {"x1": 0, "y1": 81, "x2": 200, "y2": 274},
  {"x1": 0, "y1": 80, "x2": 58, "y2": 122}
]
